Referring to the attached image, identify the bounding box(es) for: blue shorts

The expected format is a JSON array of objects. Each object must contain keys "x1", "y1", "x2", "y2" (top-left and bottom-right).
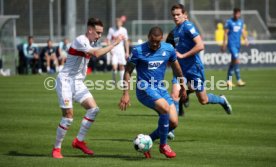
[
  {"x1": 136, "y1": 87, "x2": 174, "y2": 111},
  {"x1": 172, "y1": 63, "x2": 205, "y2": 92},
  {"x1": 228, "y1": 46, "x2": 240, "y2": 60}
]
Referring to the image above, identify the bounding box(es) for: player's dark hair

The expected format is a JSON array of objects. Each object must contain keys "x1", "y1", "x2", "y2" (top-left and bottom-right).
[
  {"x1": 148, "y1": 27, "x2": 163, "y2": 37},
  {"x1": 87, "y1": 18, "x2": 104, "y2": 28},
  {"x1": 28, "y1": 36, "x2": 33, "y2": 40},
  {"x1": 171, "y1": 4, "x2": 186, "y2": 14},
  {"x1": 233, "y1": 8, "x2": 241, "y2": 13}
]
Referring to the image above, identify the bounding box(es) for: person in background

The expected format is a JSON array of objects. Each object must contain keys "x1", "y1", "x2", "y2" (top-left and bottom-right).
[
  {"x1": 22, "y1": 36, "x2": 41, "y2": 74},
  {"x1": 222, "y1": 8, "x2": 248, "y2": 87},
  {"x1": 107, "y1": 18, "x2": 129, "y2": 87},
  {"x1": 58, "y1": 38, "x2": 70, "y2": 71},
  {"x1": 42, "y1": 39, "x2": 59, "y2": 73}
]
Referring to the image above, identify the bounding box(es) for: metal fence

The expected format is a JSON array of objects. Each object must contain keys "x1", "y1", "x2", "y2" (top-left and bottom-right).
[{"x1": 1, "y1": 0, "x2": 276, "y2": 43}]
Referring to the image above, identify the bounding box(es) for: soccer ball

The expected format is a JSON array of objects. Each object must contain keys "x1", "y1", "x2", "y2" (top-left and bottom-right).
[{"x1": 133, "y1": 134, "x2": 153, "y2": 152}]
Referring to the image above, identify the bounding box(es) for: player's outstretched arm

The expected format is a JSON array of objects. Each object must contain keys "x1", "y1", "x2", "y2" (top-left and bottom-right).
[
  {"x1": 87, "y1": 34, "x2": 125, "y2": 58},
  {"x1": 119, "y1": 62, "x2": 135, "y2": 111},
  {"x1": 171, "y1": 60, "x2": 187, "y2": 102},
  {"x1": 176, "y1": 35, "x2": 204, "y2": 59}
]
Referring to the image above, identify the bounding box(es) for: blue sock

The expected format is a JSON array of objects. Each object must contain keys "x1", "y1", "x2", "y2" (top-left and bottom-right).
[
  {"x1": 149, "y1": 128, "x2": 159, "y2": 142},
  {"x1": 227, "y1": 64, "x2": 234, "y2": 81},
  {"x1": 150, "y1": 126, "x2": 176, "y2": 141},
  {"x1": 234, "y1": 64, "x2": 241, "y2": 81},
  {"x1": 158, "y1": 114, "x2": 169, "y2": 145},
  {"x1": 207, "y1": 93, "x2": 225, "y2": 105},
  {"x1": 174, "y1": 100, "x2": 179, "y2": 115}
]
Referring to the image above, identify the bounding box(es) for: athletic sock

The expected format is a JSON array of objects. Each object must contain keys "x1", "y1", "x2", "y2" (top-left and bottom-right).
[
  {"x1": 54, "y1": 117, "x2": 73, "y2": 148},
  {"x1": 233, "y1": 64, "x2": 241, "y2": 81},
  {"x1": 173, "y1": 100, "x2": 179, "y2": 115},
  {"x1": 227, "y1": 64, "x2": 234, "y2": 81},
  {"x1": 76, "y1": 107, "x2": 99, "y2": 141},
  {"x1": 112, "y1": 70, "x2": 117, "y2": 83},
  {"x1": 119, "y1": 70, "x2": 124, "y2": 81},
  {"x1": 149, "y1": 128, "x2": 159, "y2": 142},
  {"x1": 119, "y1": 70, "x2": 124, "y2": 86},
  {"x1": 207, "y1": 93, "x2": 225, "y2": 105},
  {"x1": 158, "y1": 114, "x2": 170, "y2": 145},
  {"x1": 150, "y1": 125, "x2": 176, "y2": 142}
]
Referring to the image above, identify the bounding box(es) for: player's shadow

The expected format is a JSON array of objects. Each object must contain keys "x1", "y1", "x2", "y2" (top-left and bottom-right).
[
  {"x1": 6, "y1": 150, "x2": 48, "y2": 157},
  {"x1": 91, "y1": 138, "x2": 132, "y2": 142},
  {"x1": 117, "y1": 114, "x2": 157, "y2": 117}
]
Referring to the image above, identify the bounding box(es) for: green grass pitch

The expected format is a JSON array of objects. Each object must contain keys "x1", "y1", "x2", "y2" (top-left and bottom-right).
[{"x1": 0, "y1": 69, "x2": 276, "y2": 167}]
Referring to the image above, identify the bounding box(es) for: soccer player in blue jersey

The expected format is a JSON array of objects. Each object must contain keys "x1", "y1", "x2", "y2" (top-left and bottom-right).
[
  {"x1": 222, "y1": 8, "x2": 248, "y2": 87},
  {"x1": 119, "y1": 27, "x2": 187, "y2": 158},
  {"x1": 170, "y1": 4, "x2": 232, "y2": 114}
]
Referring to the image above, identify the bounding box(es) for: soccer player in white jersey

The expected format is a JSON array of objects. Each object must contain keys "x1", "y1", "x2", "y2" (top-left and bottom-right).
[
  {"x1": 52, "y1": 18, "x2": 124, "y2": 159},
  {"x1": 107, "y1": 18, "x2": 129, "y2": 86}
]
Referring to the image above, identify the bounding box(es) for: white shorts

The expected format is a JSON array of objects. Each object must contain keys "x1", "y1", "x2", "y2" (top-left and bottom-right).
[
  {"x1": 56, "y1": 76, "x2": 93, "y2": 108},
  {"x1": 111, "y1": 48, "x2": 126, "y2": 65}
]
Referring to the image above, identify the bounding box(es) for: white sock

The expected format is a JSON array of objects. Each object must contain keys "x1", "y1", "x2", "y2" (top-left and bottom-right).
[
  {"x1": 59, "y1": 65, "x2": 64, "y2": 71},
  {"x1": 112, "y1": 70, "x2": 117, "y2": 83},
  {"x1": 54, "y1": 117, "x2": 73, "y2": 148},
  {"x1": 119, "y1": 70, "x2": 124, "y2": 82},
  {"x1": 55, "y1": 62, "x2": 59, "y2": 72},
  {"x1": 77, "y1": 107, "x2": 100, "y2": 141},
  {"x1": 47, "y1": 66, "x2": 50, "y2": 72}
]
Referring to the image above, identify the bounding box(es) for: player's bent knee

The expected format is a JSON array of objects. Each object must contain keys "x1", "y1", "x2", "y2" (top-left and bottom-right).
[
  {"x1": 62, "y1": 108, "x2": 73, "y2": 118},
  {"x1": 198, "y1": 98, "x2": 208, "y2": 105},
  {"x1": 59, "y1": 117, "x2": 73, "y2": 129},
  {"x1": 170, "y1": 121, "x2": 178, "y2": 129},
  {"x1": 85, "y1": 107, "x2": 100, "y2": 121}
]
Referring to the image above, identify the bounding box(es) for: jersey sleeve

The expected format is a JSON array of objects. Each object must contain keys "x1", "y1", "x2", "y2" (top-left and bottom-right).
[
  {"x1": 22, "y1": 43, "x2": 28, "y2": 57},
  {"x1": 241, "y1": 20, "x2": 244, "y2": 29},
  {"x1": 128, "y1": 47, "x2": 139, "y2": 65},
  {"x1": 168, "y1": 45, "x2": 177, "y2": 63},
  {"x1": 224, "y1": 20, "x2": 230, "y2": 29},
  {"x1": 186, "y1": 24, "x2": 199, "y2": 39},
  {"x1": 73, "y1": 36, "x2": 94, "y2": 52}
]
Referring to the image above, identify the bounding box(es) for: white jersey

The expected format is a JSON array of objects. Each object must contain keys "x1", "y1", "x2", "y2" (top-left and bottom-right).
[
  {"x1": 107, "y1": 26, "x2": 128, "y2": 52},
  {"x1": 58, "y1": 35, "x2": 95, "y2": 80}
]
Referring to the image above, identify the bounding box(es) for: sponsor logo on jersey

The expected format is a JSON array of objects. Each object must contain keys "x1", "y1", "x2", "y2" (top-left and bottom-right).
[
  {"x1": 190, "y1": 27, "x2": 196, "y2": 34},
  {"x1": 233, "y1": 26, "x2": 241, "y2": 32},
  {"x1": 64, "y1": 99, "x2": 70, "y2": 106},
  {"x1": 148, "y1": 61, "x2": 164, "y2": 70},
  {"x1": 162, "y1": 51, "x2": 166, "y2": 56}
]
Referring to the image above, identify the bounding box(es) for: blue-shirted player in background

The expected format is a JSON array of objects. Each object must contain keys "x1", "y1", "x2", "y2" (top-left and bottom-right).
[
  {"x1": 222, "y1": 8, "x2": 248, "y2": 87},
  {"x1": 170, "y1": 4, "x2": 232, "y2": 115},
  {"x1": 119, "y1": 27, "x2": 187, "y2": 159}
]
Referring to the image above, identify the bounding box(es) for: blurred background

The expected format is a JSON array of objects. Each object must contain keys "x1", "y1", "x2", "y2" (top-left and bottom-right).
[{"x1": 0, "y1": 0, "x2": 276, "y2": 75}]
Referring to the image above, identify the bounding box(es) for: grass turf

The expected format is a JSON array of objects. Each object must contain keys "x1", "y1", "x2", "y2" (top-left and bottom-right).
[{"x1": 0, "y1": 69, "x2": 276, "y2": 167}]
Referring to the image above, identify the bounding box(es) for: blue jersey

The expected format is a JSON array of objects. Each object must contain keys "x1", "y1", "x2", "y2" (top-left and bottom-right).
[
  {"x1": 129, "y1": 42, "x2": 177, "y2": 88},
  {"x1": 225, "y1": 18, "x2": 244, "y2": 48},
  {"x1": 173, "y1": 20, "x2": 203, "y2": 72}
]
